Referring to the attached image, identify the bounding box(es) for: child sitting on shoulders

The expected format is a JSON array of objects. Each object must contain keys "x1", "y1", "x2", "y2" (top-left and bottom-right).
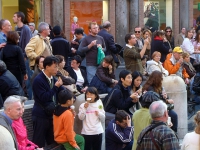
[
  {"x1": 53, "y1": 89, "x2": 85, "y2": 150},
  {"x1": 78, "y1": 87, "x2": 105, "y2": 150}
]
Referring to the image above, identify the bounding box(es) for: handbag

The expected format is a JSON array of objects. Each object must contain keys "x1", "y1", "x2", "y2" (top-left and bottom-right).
[
  {"x1": 167, "y1": 103, "x2": 174, "y2": 110},
  {"x1": 97, "y1": 47, "x2": 105, "y2": 65}
]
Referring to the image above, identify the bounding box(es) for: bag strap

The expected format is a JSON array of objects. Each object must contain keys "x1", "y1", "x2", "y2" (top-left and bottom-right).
[
  {"x1": 104, "y1": 89, "x2": 116, "y2": 109},
  {"x1": 137, "y1": 122, "x2": 166, "y2": 149},
  {"x1": 150, "y1": 131, "x2": 161, "y2": 150}
]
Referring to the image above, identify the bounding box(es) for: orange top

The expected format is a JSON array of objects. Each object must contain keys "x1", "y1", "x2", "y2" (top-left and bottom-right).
[
  {"x1": 53, "y1": 110, "x2": 77, "y2": 148},
  {"x1": 163, "y1": 53, "x2": 189, "y2": 79}
]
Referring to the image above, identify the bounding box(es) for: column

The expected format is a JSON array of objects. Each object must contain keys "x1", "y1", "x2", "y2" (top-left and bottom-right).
[
  {"x1": 64, "y1": 0, "x2": 70, "y2": 40},
  {"x1": 129, "y1": 0, "x2": 139, "y2": 32},
  {"x1": 109, "y1": 0, "x2": 116, "y2": 40},
  {"x1": 115, "y1": 0, "x2": 129, "y2": 46},
  {"x1": 52, "y1": 0, "x2": 64, "y2": 28},
  {"x1": 43, "y1": 0, "x2": 51, "y2": 24},
  {"x1": 180, "y1": 0, "x2": 189, "y2": 29}
]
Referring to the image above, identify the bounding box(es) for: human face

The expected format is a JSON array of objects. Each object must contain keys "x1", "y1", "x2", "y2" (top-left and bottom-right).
[
  {"x1": 7, "y1": 101, "x2": 23, "y2": 120},
  {"x1": 184, "y1": 56, "x2": 190, "y2": 63},
  {"x1": 153, "y1": 54, "x2": 161, "y2": 62},
  {"x1": 102, "y1": 61, "x2": 110, "y2": 68},
  {"x1": 13, "y1": 14, "x2": 19, "y2": 24},
  {"x1": 86, "y1": 92, "x2": 96, "y2": 103},
  {"x1": 121, "y1": 74, "x2": 132, "y2": 87},
  {"x1": 165, "y1": 29, "x2": 172, "y2": 36},
  {"x1": 75, "y1": 34, "x2": 82, "y2": 40},
  {"x1": 42, "y1": 26, "x2": 50, "y2": 37},
  {"x1": 128, "y1": 35, "x2": 137, "y2": 46},
  {"x1": 90, "y1": 24, "x2": 99, "y2": 35},
  {"x1": 29, "y1": 25, "x2": 34, "y2": 32},
  {"x1": 38, "y1": 57, "x2": 44, "y2": 70},
  {"x1": 173, "y1": 52, "x2": 182, "y2": 60},
  {"x1": 67, "y1": 98, "x2": 74, "y2": 106},
  {"x1": 187, "y1": 30, "x2": 193, "y2": 39},
  {"x1": 181, "y1": 28, "x2": 186, "y2": 34},
  {"x1": 144, "y1": 31, "x2": 150, "y2": 39},
  {"x1": 71, "y1": 59, "x2": 80, "y2": 69},
  {"x1": 46, "y1": 63, "x2": 58, "y2": 76},
  {"x1": 59, "y1": 60, "x2": 65, "y2": 69},
  {"x1": 134, "y1": 27, "x2": 141, "y2": 38},
  {"x1": 2, "y1": 20, "x2": 12, "y2": 33},
  {"x1": 134, "y1": 76, "x2": 142, "y2": 88},
  {"x1": 116, "y1": 118, "x2": 129, "y2": 128}
]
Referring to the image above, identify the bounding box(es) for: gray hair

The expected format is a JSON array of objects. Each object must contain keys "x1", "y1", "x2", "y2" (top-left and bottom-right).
[
  {"x1": 4, "y1": 96, "x2": 21, "y2": 110},
  {"x1": 11, "y1": 95, "x2": 27, "y2": 104},
  {"x1": 149, "y1": 101, "x2": 167, "y2": 118},
  {"x1": 103, "y1": 20, "x2": 111, "y2": 29},
  {"x1": 38, "y1": 22, "x2": 49, "y2": 33},
  {"x1": 0, "y1": 60, "x2": 7, "y2": 74},
  {"x1": 0, "y1": 19, "x2": 6, "y2": 30}
]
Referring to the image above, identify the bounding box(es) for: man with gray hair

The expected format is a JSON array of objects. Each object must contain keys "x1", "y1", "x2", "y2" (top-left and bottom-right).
[
  {"x1": 0, "y1": 19, "x2": 12, "y2": 48},
  {"x1": 0, "y1": 60, "x2": 24, "y2": 107},
  {"x1": 136, "y1": 101, "x2": 179, "y2": 150},
  {"x1": 25, "y1": 22, "x2": 52, "y2": 70},
  {"x1": 0, "y1": 96, "x2": 23, "y2": 150}
]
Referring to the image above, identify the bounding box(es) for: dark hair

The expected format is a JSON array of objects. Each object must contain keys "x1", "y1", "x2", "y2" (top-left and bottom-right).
[
  {"x1": 153, "y1": 30, "x2": 165, "y2": 38},
  {"x1": 85, "y1": 87, "x2": 99, "y2": 102},
  {"x1": 195, "y1": 30, "x2": 200, "y2": 42},
  {"x1": 115, "y1": 110, "x2": 130, "y2": 123},
  {"x1": 43, "y1": 56, "x2": 59, "y2": 69},
  {"x1": 35, "y1": 56, "x2": 45, "y2": 67},
  {"x1": 0, "y1": 19, "x2": 6, "y2": 30},
  {"x1": 125, "y1": 33, "x2": 133, "y2": 44},
  {"x1": 185, "y1": 28, "x2": 193, "y2": 38},
  {"x1": 141, "y1": 55, "x2": 148, "y2": 61},
  {"x1": 0, "y1": 60, "x2": 7, "y2": 74},
  {"x1": 71, "y1": 55, "x2": 82, "y2": 64},
  {"x1": 165, "y1": 26, "x2": 173, "y2": 41},
  {"x1": 142, "y1": 71, "x2": 163, "y2": 93},
  {"x1": 119, "y1": 70, "x2": 131, "y2": 81},
  {"x1": 131, "y1": 71, "x2": 143, "y2": 91},
  {"x1": 58, "y1": 89, "x2": 74, "y2": 104},
  {"x1": 74, "y1": 28, "x2": 83, "y2": 35},
  {"x1": 54, "y1": 55, "x2": 64, "y2": 64},
  {"x1": 7, "y1": 31, "x2": 19, "y2": 45},
  {"x1": 14, "y1": 11, "x2": 25, "y2": 22},
  {"x1": 140, "y1": 91, "x2": 160, "y2": 108}
]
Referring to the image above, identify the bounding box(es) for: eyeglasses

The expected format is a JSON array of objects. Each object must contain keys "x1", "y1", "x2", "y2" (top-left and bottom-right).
[
  {"x1": 166, "y1": 31, "x2": 172, "y2": 33},
  {"x1": 135, "y1": 31, "x2": 141, "y2": 33}
]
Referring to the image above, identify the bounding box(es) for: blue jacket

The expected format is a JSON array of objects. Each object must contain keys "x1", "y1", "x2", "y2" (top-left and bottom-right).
[
  {"x1": 32, "y1": 72, "x2": 64, "y2": 118},
  {"x1": 106, "y1": 119, "x2": 133, "y2": 150},
  {"x1": 105, "y1": 82, "x2": 134, "y2": 114},
  {"x1": 0, "y1": 32, "x2": 7, "y2": 44}
]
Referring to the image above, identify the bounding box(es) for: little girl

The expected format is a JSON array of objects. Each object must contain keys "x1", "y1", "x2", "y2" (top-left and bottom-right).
[{"x1": 78, "y1": 87, "x2": 105, "y2": 150}]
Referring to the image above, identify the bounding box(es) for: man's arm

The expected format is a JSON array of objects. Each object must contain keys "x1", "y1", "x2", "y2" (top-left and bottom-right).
[
  {"x1": 163, "y1": 58, "x2": 181, "y2": 75},
  {"x1": 139, "y1": 38, "x2": 149, "y2": 58},
  {"x1": 25, "y1": 36, "x2": 39, "y2": 60}
]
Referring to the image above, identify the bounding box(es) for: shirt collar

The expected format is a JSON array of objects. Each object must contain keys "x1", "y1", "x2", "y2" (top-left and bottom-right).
[
  {"x1": 126, "y1": 44, "x2": 134, "y2": 48},
  {"x1": 1, "y1": 112, "x2": 13, "y2": 125},
  {"x1": 42, "y1": 70, "x2": 53, "y2": 83},
  {"x1": 0, "y1": 32, "x2": 6, "y2": 38}
]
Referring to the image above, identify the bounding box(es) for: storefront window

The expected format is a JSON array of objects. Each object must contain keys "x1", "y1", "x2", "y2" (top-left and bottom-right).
[
  {"x1": 70, "y1": 0, "x2": 109, "y2": 39},
  {"x1": 2, "y1": 0, "x2": 42, "y2": 30},
  {"x1": 143, "y1": 0, "x2": 172, "y2": 30},
  {"x1": 193, "y1": 0, "x2": 200, "y2": 27}
]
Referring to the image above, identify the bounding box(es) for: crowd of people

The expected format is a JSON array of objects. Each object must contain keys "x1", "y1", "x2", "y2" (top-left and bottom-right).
[{"x1": 0, "y1": 11, "x2": 200, "y2": 150}]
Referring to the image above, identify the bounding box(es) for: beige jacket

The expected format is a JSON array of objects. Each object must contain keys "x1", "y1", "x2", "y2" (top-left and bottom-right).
[
  {"x1": 175, "y1": 33, "x2": 184, "y2": 47},
  {"x1": 25, "y1": 35, "x2": 52, "y2": 67}
]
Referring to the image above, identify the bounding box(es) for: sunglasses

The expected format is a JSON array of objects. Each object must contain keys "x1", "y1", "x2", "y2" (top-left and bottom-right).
[
  {"x1": 135, "y1": 31, "x2": 141, "y2": 33},
  {"x1": 166, "y1": 30, "x2": 172, "y2": 33}
]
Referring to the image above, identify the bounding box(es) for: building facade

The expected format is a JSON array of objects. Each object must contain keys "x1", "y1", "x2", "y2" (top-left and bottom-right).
[{"x1": 0, "y1": 0, "x2": 199, "y2": 46}]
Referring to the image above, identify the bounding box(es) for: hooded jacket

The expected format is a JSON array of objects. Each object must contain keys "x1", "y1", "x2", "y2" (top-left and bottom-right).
[
  {"x1": 146, "y1": 60, "x2": 169, "y2": 76},
  {"x1": 53, "y1": 105, "x2": 78, "y2": 148}
]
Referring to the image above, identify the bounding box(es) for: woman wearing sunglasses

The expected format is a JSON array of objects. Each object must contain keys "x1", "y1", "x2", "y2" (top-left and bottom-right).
[{"x1": 165, "y1": 26, "x2": 174, "y2": 50}]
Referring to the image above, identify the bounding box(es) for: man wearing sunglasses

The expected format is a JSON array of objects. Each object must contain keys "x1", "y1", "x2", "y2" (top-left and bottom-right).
[{"x1": 134, "y1": 27, "x2": 144, "y2": 51}]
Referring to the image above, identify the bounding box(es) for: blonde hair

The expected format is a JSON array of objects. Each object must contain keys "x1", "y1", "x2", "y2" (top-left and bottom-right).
[
  {"x1": 152, "y1": 51, "x2": 161, "y2": 60},
  {"x1": 88, "y1": 21, "x2": 97, "y2": 29},
  {"x1": 182, "y1": 52, "x2": 190, "y2": 59},
  {"x1": 194, "y1": 111, "x2": 200, "y2": 134}
]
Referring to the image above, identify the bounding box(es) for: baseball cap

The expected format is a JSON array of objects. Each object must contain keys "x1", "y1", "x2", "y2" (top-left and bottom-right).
[{"x1": 173, "y1": 47, "x2": 183, "y2": 53}]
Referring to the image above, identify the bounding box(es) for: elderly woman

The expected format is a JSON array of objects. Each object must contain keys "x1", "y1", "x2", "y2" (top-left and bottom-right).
[
  {"x1": 1, "y1": 31, "x2": 27, "y2": 86},
  {"x1": 67, "y1": 55, "x2": 88, "y2": 93},
  {"x1": 146, "y1": 51, "x2": 169, "y2": 76},
  {"x1": 181, "y1": 111, "x2": 200, "y2": 150}
]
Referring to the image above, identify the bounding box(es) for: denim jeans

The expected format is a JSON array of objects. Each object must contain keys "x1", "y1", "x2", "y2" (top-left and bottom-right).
[
  {"x1": 86, "y1": 66, "x2": 97, "y2": 84},
  {"x1": 25, "y1": 59, "x2": 33, "y2": 99},
  {"x1": 168, "y1": 109, "x2": 178, "y2": 132}
]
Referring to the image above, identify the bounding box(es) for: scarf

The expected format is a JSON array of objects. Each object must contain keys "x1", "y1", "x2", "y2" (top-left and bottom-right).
[{"x1": 183, "y1": 61, "x2": 196, "y2": 73}]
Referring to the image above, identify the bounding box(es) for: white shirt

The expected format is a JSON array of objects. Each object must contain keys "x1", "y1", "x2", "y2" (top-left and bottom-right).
[
  {"x1": 181, "y1": 38, "x2": 195, "y2": 59},
  {"x1": 126, "y1": 44, "x2": 134, "y2": 48},
  {"x1": 42, "y1": 70, "x2": 53, "y2": 84},
  {"x1": 73, "y1": 68, "x2": 84, "y2": 86},
  {"x1": 78, "y1": 100, "x2": 105, "y2": 135},
  {"x1": 181, "y1": 132, "x2": 200, "y2": 150}
]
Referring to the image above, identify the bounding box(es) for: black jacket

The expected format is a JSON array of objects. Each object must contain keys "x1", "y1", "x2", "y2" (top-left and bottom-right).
[
  {"x1": 51, "y1": 36, "x2": 71, "y2": 66},
  {"x1": 0, "y1": 70, "x2": 24, "y2": 107},
  {"x1": 67, "y1": 66, "x2": 88, "y2": 87},
  {"x1": 105, "y1": 82, "x2": 134, "y2": 114}
]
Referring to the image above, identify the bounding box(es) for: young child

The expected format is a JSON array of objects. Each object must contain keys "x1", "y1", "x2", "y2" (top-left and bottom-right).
[
  {"x1": 53, "y1": 90, "x2": 85, "y2": 150},
  {"x1": 78, "y1": 87, "x2": 105, "y2": 150}
]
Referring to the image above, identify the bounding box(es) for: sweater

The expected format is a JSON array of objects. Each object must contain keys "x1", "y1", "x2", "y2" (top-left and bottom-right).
[
  {"x1": 106, "y1": 119, "x2": 134, "y2": 150},
  {"x1": 12, "y1": 117, "x2": 38, "y2": 150},
  {"x1": 53, "y1": 106, "x2": 78, "y2": 148},
  {"x1": 78, "y1": 99, "x2": 105, "y2": 135},
  {"x1": 181, "y1": 131, "x2": 200, "y2": 150},
  {"x1": 32, "y1": 72, "x2": 64, "y2": 118}
]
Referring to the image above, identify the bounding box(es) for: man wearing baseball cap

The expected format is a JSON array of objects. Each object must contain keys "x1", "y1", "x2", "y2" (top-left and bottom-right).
[{"x1": 163, "y1": 46, "x2": 189, "y2": 84}]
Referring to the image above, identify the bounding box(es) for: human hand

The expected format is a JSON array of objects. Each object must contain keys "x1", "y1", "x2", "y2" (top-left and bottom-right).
[
  {"x1": 185, "y1": 78, "x2": 189, "y2": 84},
  {"x1": 167, "y1": 99, "x2": 174, "y2": 104},
  {"x1": 81, "y1": 86, "x2": 88, "y2": 93},
  {"x1": 24, "y1": 74, "x2": 28, "y2": 80},
  {"x1": 108, "y1": 65, "x2": 112, "y2": 70},
  {"x1": 113, "y1": 80, "x2": 118, "y2": 84},
  {"x1": 84, "y1": 102, "x2": 89, "y2": 108},
  {"x1": 71, "y1": 48, "x2": 76, "y2": 53},
  {"x1": 97, "y1": 44, "x2": 102, "y2": 49},
  {"x1": 0, "y1": 43, "x2": 6, "y2": 48},
  {"x1": 130, "y1": 93, "x2": 139, "y2": 103},
  {"x1": 178, "y1": 57, "x2": 183, "y2": 64},
  {"x1": 90, "y1": 40, "x2": 97, "y2": 46},
  {"x1": 55, "y1": 77, "x2": 63, "y2": 87},
  {"x1": 144, "y1": 38, "x2": 149, "y2": 45},
  {"x1": 126, "y1": 116, "x2": 131, "y2": 127}
]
